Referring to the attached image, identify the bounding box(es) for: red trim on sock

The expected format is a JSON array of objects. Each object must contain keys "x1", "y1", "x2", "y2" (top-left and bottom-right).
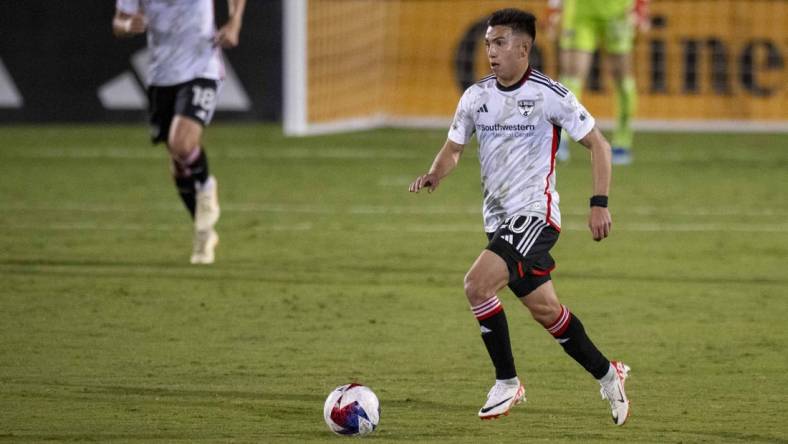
[
  {"x1": 472, "y1": 296, "x2": 503, "y2": 320},
  {"x1": 547, "y1": 305, "x2": 565, "y2": 329},
  {"x1": 553, "y1": 312, "x2": 572, "y2": 336},
  {"x1": 476, "y1": 304, "x2": 503, "y2": 321},
  {"x1": 546, "y1": 304, "x2": 571, "y2": 337}
]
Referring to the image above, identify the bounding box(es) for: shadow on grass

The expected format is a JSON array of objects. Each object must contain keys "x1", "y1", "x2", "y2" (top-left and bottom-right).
[
  {"x1": 12, "y1": 381, "x2": 325, "y2": 404},
  {"x1": 654, "y1": 428, "x2": 788, "y2": 444},
  {"x1": 556, "y1": 270, "x2": 788, "y2": 286},
  {"x1": 0, "y1": 258, "x2": 321, "y2": 286},
  {"x1": 4, "y1": 258, "x2": 787, "y2": 287},
  {"x1": 0, "y1": 258, "x2": 451, "y2": 288}
]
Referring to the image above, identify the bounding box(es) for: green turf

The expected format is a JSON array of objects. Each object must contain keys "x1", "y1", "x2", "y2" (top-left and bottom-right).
[{"x1": 0, "y1": 124, "x2": 786, "y2": 443}]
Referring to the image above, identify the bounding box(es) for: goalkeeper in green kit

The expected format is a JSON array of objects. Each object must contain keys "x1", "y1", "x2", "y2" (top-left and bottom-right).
[{"x1": 545, "y1": 0, "x2": 649, "y2": 164}]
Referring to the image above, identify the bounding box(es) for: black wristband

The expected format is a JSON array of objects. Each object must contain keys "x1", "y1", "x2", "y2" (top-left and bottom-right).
[{"x1": 590, "y1": 195, "x2": 608, "y2": 208}]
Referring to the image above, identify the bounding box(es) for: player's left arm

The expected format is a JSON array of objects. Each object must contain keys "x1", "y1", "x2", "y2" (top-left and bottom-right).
[
  {"x1": 578, "y1": 126, "x2": 612, "y2": 242},
  {"x1": 215, "y1": 0, "x2": 247, "y2": 48}
]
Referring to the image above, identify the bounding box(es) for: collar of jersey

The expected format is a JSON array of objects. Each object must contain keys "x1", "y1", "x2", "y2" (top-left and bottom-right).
[{"x1": 495, "y1": 66, "x2": 532, "y2": 92}]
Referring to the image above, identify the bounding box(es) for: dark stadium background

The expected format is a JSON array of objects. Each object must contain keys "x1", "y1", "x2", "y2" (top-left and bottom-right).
[{"x1": 0, "y1": 0, "x2": 282, "y2": 123}]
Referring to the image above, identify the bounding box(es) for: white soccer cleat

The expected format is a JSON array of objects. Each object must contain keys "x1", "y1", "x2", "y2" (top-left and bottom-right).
[
  {"x1": 195, "y1": 176, "x2": 220, "y2": 232},
  {"x1": 478, "y1": 380, "x2": 526, "y2": 420},
  {"x1": 190, "y1": 228, "x2": 219, "y2": 264},
  {"x1": 599, "y1": 360, "x2": 631, "y2": 425}
]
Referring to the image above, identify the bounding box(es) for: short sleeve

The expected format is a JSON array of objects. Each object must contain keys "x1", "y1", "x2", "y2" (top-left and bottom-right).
[
  {"x1": 116, "y1": 0, "x2": 141, "y2": 14},
  {"x1": 447, "y1": 88, "x2": 476, "y2": 145},
  {"x1": 544, "y1": 89, "x2": 595, "y2": 142}
]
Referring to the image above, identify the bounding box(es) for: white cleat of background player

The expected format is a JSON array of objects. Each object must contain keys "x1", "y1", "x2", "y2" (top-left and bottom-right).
[{"x1": 190, "y1": 176, "x2": 220, "y2": 264}]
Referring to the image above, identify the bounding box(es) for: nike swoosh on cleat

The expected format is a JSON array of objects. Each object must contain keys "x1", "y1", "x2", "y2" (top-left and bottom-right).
[{"x1": 479, "y1": 396, "x2": 513, "y2": 414}]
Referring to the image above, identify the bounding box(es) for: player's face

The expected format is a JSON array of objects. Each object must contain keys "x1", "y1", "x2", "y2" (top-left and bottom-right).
[{"x1": 485, "y1": 26, "x2": 529, "y2": 84}]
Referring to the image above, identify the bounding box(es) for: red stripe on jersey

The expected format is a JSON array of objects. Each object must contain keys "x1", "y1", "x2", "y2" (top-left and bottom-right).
[{"x1": 544, "y1": 126, "x2": 559, "y2": 230}]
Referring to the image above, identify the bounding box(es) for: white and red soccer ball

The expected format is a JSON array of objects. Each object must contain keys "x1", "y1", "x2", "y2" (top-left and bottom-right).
[{"x1": 323, "y1": 383, "x2": 380, "y2": 436}]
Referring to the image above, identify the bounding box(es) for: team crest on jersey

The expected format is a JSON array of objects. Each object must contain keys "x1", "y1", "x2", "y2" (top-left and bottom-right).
[{"x1": 517, "y1": 99, "x2": 535, "y2": 117}]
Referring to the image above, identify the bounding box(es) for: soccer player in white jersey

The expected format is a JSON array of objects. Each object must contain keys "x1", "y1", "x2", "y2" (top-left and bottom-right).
[
  {"x1": 409, "y1": 9, "x2": 631, "y2": 425},
  {"x1": 112, "y1": 0, "x2": 247, "y2": 264}
]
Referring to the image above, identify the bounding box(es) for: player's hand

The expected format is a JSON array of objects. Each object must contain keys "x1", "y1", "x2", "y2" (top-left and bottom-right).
[
  {"x1": 409, "y1": 173, "x2": 440, "y2": 193},
  {"x1": 588, "y1": 206, "x2": 612, "y2": 241},
  {"x1": 122, "y1": 14, "x2": 147, "y2": 35},
  {"x1": 215, "y1": 21, "x2": 241, "y2": 48}
]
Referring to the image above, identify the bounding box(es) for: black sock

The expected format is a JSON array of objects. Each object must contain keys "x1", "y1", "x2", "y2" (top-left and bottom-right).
[
  {"x1": 188, "y1": 146, "x2": 210, "y2": 185},
  {"x1": 174, "y1": 175, "x2": 196, "y2": 219},
  {"x1": 171, "y1": 146, "x2": 211, "y2": 219},
  {"x1": 547, "y1": 305, "x2": 610, "y2": 379},
  {"x1": 472, "y1": 296, "x2": 517, "y2": 380}
]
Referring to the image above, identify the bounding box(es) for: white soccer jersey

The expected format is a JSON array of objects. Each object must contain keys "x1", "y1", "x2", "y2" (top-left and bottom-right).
[
  {"x1": 448, "y1": 68, "x2": 595, "y2": 232},
  {"x1": 116, "y1": 0, "x2": 223, "y2": 86}
]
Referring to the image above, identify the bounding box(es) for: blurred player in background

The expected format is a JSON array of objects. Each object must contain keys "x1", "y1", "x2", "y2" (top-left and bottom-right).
[
  {"x1": 545, "y1": 0, "x2": 649, "y2": 164},
  {"x1": 113, "y1": 0, "x2": 246, "y2": 264},
  {"x1": 410, "y1": 9, "x2": 631, "y2": 425}
]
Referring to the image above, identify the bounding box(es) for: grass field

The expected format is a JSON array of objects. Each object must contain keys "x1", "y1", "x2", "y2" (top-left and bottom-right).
[{"x1": 1, "y1": 124, "x2": 787, "y2": 443}]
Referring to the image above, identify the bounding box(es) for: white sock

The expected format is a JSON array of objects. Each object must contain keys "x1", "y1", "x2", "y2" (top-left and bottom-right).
[
  {"x1": 497, "y1": 376, "x2": 520, "y2": 386},
  {"x1": 196, "y1": 176, "x2": 215, "y2": 192},
  {"x1": 598, "y1": 363, "x2": 617, "y2": 385}
]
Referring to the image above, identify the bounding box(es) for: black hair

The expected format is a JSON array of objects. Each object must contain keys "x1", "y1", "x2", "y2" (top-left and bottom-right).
[{"x1": 487, "y1": 8, "x2": 536, "y2": 41}]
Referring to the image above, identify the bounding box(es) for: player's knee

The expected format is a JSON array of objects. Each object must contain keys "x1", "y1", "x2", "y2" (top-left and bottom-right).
[
  {"x1": 168, "y1": 135, "x2": 198, "y2": 159},
  {"x1": 529, "y1": 300, "x2": 561, "y2": 327},
  {"x1": 464, "y1": 273, "x2": 494, "y2": 305},
  {"x1": 167, "y1": 122, "x2": 200, "y2": 158},
  {"x1": 520, "y1": 282, "x2": 562, "y2": 326}
]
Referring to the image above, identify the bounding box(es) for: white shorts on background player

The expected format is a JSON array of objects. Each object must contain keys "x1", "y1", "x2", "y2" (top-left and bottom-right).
[{"x1": 448, "y1": 69, "x2": 595, "y2": 232}]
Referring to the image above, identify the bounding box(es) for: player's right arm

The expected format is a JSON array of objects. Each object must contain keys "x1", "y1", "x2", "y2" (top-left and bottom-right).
[
  {"x1": 410, "y1": 87, "x2": 475, "y2": 194},
  {"x1": 409, "y1": 139, "x2": 465, "y2": 193},
  {"x1": 112, "y1": 6, "x2": 146, "y2": 38}
]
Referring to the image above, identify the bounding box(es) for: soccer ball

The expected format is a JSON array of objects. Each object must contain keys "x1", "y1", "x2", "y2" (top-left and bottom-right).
[{"x1": 323, "y1": 383, "x2": 380, "y2": 436}]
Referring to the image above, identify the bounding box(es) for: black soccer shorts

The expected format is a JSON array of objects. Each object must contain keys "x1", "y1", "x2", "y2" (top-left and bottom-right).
[
  {"x1": 485, "y1": 215, "x2": 559, "y2": 298},
  {"x1": 147, "y1": 78, "x2": 219, "y2": 144}
]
